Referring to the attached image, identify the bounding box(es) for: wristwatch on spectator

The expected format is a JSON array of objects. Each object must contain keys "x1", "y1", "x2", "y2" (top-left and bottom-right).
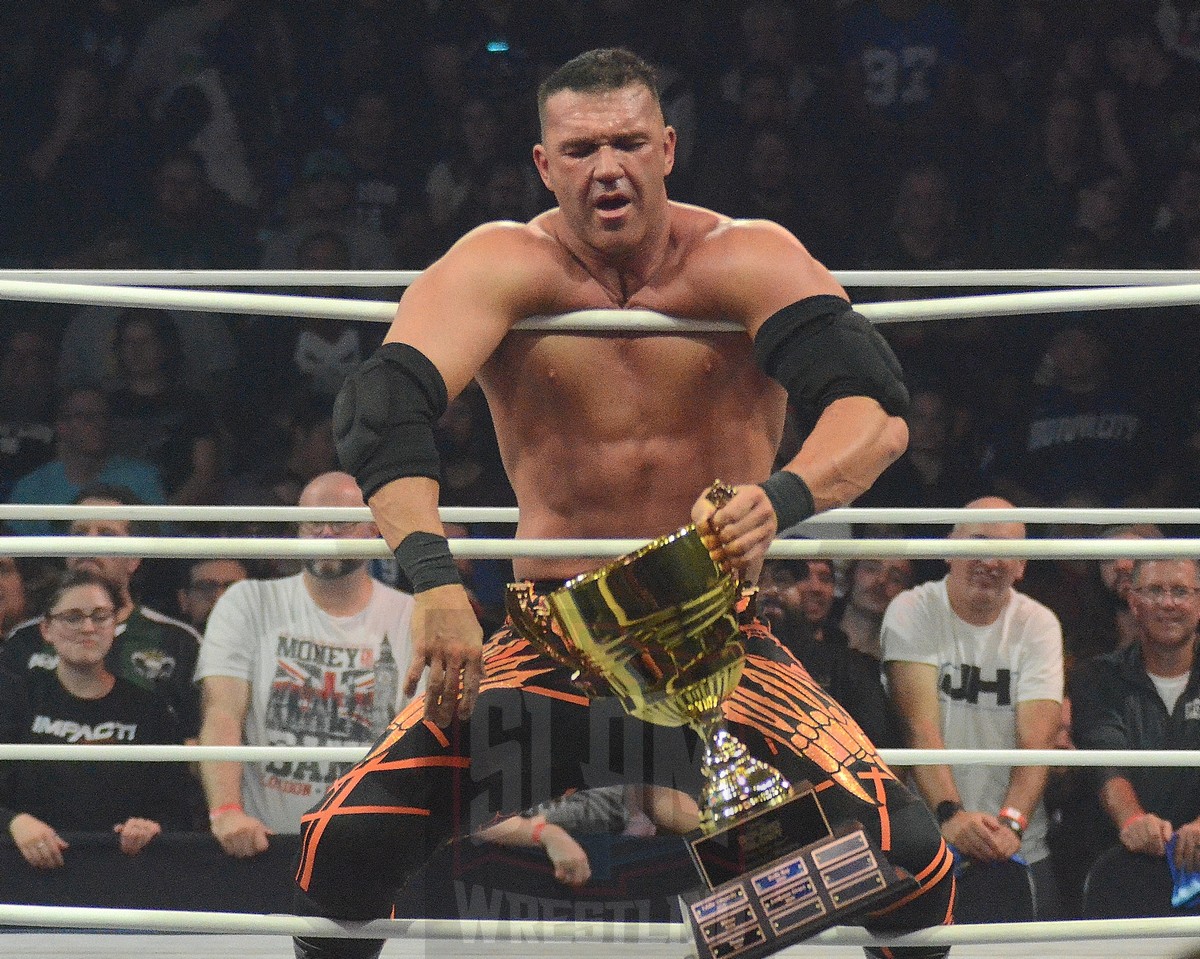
[
  {"x1": 998, "y1": 806, "x2": 1027, "y2": 838},
  {"x1": 935, "y1": 800, "x2": 963, "y2": 825}
]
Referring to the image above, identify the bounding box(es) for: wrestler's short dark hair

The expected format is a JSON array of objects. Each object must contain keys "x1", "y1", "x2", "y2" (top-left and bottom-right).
[{"x1": 537, "y1": 48, "x2": 661, "y2": 130}]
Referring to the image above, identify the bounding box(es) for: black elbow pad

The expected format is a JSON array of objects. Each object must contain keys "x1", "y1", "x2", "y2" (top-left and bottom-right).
[
  {"x1": 332, "y1": 342, "x2": 449, "y2": 500},
  {"x1": 753, "y1": 295, "x2": 909, "y2": 417}
]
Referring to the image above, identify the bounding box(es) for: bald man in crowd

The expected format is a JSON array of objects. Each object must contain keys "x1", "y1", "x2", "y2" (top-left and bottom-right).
[
  {"x1": 195, "y1": 472, "x2": 417, "y2": 858},
  {"x1": 882, "y1": 497, "x2": 1065, "y2": 918}
]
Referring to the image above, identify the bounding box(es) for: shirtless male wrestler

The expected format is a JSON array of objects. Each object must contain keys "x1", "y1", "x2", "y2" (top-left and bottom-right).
[{"x1": 294, "y1": 48, "x2": 954, "y2": 959}]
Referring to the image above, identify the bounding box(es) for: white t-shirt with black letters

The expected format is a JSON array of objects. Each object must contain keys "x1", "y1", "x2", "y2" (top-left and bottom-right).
[{"x1": 881, "y1": 577, "x2": 1063, "y2": 863}]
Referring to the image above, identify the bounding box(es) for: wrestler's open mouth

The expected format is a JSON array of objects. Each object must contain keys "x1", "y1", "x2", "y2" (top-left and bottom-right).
[{"x1": 596, "y1": 195, "x2": 631, "y2": 213}]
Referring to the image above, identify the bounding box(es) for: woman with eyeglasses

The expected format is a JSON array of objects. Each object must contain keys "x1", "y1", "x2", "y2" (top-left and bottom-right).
[{"x1": 0, "y1": 570, "x2": 191, "y2": 869}]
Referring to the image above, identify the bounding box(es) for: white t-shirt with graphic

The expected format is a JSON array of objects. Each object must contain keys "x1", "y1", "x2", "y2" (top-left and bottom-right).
[
  {"x1": 195, "y1": 574, "x2": 417, "y2": 832},
  {"x1": 880, "y1": 577, "x2": 1064, "y2": 864}
]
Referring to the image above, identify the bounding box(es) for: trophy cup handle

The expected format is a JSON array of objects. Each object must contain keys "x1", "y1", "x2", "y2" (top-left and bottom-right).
[
  {"x1": 503, "y1": 583, "x2": 610, "y2": 697},
  {"x1": 705, "y1": 480, "x2": 737, "y2": 509},
  {"x1": 701, "y1": 480, "x2": 740, "y2": 586}
]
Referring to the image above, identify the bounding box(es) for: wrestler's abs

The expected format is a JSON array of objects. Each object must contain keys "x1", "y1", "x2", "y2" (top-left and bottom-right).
[{"x1": 479, "y1": 326, "x2": 788, "y2": 581}]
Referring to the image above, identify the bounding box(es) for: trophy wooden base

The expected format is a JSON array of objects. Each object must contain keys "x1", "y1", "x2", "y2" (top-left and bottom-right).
[{"x1": 681, "y1": 787, "x2": 917, "y2": 959}]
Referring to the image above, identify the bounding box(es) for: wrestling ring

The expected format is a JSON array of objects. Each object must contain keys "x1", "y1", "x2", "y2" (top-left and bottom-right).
[{"x1": 2, "y1": 267, "x2": 1200, "y2": 958}]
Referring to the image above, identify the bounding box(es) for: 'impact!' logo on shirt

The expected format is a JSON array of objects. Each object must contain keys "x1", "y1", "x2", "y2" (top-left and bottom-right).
[{"x1": 31, "y1": 715, "x2": 138, "y2": 743}]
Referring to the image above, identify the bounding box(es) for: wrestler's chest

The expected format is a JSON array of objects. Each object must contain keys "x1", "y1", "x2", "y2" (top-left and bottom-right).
[{"x1": 498, "y1": 333, "x2": 754, "y2": 406}]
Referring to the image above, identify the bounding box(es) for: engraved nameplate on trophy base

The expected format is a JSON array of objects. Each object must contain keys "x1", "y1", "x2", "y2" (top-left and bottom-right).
[
  {"x1": 681, "y1": 789, "x2": 918, "y2": 959},
  {"x1": 688, "y1": 784, "x2": 831, "y2": 889}
]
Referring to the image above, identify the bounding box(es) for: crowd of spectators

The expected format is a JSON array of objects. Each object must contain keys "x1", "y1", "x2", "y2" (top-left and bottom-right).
[
  {"x1": 3, "y1": 1, "x2": 1200, "y2": 530},
  {"x1": 3, "y1": 0, "x2": 1200, "y2": 925}
]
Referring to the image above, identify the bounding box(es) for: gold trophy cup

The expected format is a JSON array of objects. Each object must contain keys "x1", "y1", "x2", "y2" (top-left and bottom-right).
[
  {"x1": 505, "y1": 483, "x2": 915, "y2": 959},
  {"x1": 507, "y1": 515, "x2": 791, "y2": 831}
]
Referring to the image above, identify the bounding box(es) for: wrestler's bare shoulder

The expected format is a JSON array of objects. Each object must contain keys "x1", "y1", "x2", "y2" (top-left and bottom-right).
[
  {"x1": 667, "y1": 206, "x2": 845, "y2": 320},
  {"x1": 681, "y1": 210, "x2": 849, "y2": 326},
  {"x1": 432, "y1": 218, "x2": 588, "y2": 305},
  {"x1": 694, "y1": 213, "x2": 833, "y2": 279},
  {"x1": 440, "y1": 218, "x2": 564, "y2": 273}
]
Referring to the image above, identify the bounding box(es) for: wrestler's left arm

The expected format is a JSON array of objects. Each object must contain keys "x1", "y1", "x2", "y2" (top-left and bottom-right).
[{"x1": 692, "y1": 221, "x2": 909, "y2": 576}]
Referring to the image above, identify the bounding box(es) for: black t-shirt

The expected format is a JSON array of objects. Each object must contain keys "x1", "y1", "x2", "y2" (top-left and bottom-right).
[
  {"x1": 0, "y1": 606, "x2": 202, "y2": 739},
  {"x1": 104, "y1": 386, "x2": 219, "y2": 495},
  {"x1": 0, "y1": 671, "x2": 191, "y2": 831}
]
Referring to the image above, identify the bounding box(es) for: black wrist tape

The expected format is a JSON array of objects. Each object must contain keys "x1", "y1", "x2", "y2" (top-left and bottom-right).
[
  {"x1": 394, "y1": 531, "x2": 461, "y2": 593},
  {"x1": 760, "y1": 471, "x2": 815, "y2": 531}
]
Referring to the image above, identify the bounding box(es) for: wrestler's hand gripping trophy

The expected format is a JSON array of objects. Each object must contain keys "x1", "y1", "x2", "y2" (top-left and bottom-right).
[{"x1": 507, "y1": 483, "x2": 915, "y2": 959}]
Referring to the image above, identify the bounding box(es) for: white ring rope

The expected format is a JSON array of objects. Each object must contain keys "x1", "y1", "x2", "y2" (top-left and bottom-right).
[
  {"x1": 5, "y1": 504, "x2": 1200, "y2": 526},
  {"x1": 1, "y1": 534, "x2": 1198, "y2": 561},
  {"x1": 5, "y1": 268, "x2": 1200, "y2": 288},
  {"x1": 3, "y1": 278, "x2": 1200, "y2": 329},
  {"x1": 0, "y1": 504, "x2": 516, "y2": 524},
  {"x1": 0, "y1": 278, "x2": 397, "y2": 322},
  {"x1": 5, "y1": 273, "x2": 1198, "y2": 953},
  {"x1": 1, "y1": 903, "x2": 1199, "y2": 946},
  {"x1": 0, "y1": 744, "x2": 1191, "y2": 767}
]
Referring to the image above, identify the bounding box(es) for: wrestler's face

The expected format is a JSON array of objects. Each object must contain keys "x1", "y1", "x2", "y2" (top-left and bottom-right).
[{"x1": 533, "y1": 83, "x2": 675, "y2": 258}]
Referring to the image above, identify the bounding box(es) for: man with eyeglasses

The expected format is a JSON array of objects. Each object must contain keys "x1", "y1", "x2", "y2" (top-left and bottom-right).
[
  {"x1": 195, "y1": 472, "x2": 417, "y2": 859},
  {"x1": 882, "y1": 496, "x2": 1065, "y2": 919},
  {"x1": 176, "y1": 559, "x2": 248, "y2": 632},
  {"x1": 0, "y1": 483, "x2": 202, "y2": 741},
  {"x1": 1070, "y1": 558, "x2": 1200, "y2": 875}
]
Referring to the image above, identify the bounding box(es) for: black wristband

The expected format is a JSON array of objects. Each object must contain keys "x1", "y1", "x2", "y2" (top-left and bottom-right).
[
  {"x1": 394, "y1": 531, "x2": 462, "y2": 593},
  {"x1": 759, "y1": 470, "x2": 815, "y2": 531},
  {"x1": 935, "y1": 800, "x2": 963, "y2": 825}
]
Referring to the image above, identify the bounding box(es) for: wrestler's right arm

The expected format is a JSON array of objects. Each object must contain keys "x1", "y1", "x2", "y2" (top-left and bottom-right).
[{"x1": 337, "y1": 224, "x2": 545, "y2": 726}]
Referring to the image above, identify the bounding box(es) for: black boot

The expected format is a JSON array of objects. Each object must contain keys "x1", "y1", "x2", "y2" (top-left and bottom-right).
[{"x1": 292, "y1": 936, "x2": 385, "y2": 959}]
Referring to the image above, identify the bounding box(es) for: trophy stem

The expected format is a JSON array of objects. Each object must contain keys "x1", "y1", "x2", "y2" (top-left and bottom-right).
[{"x1": 694, "y1": 710, "x2": 793, "y2": 834}]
